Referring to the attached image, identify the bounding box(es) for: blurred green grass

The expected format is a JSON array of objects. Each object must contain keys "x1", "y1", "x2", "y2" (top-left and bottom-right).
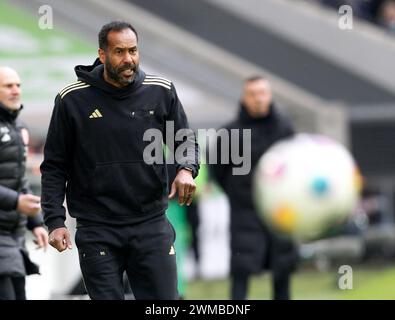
[
  {"x1": 0, "y1": 1, "x2": 93, "y2": 58},
  {"x1": 185, "y1": 265, "x2": 395, "y2": 300},
  {"x1": 0, "y1": 1, "x2": 95, "y2": 103}
]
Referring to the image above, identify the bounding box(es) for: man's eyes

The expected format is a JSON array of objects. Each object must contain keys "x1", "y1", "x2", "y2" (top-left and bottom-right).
[{"x1": 114, "y1": 49, "x2": 136, "y2": 54}]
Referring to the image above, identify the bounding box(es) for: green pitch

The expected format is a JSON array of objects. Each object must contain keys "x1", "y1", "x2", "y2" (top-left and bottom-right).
[
  {"x1": 186, "y1": 264, "x2": 395, "y2": 300},
  {"x1": 0, "y1": 1, "x2": 92, "y2": 59}
]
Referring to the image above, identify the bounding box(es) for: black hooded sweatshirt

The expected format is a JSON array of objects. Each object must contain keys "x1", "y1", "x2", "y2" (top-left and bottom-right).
[
  {"x1": 41, "y1": 59, "x2": 199, "y2": 232},
  {"x1": 211, "y1": 103, "x2": 294, "y2": 210},
  {"x1": 0, "y1": 103, "x2": 44, "y2": 234},
  {"x1": 210, "y1": 103, "x2": 296, "y2": 274}
]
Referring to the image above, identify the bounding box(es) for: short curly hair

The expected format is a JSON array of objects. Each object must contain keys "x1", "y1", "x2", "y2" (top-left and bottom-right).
[{"x1": 98, "y1": 21, "x2": 138, "y2": 51}]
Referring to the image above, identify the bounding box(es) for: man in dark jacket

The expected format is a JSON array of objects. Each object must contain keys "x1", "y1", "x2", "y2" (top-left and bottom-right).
[
  {"x1": 210, "y1": 76, "x2": 298, "y2": 300},
  {"x1": 0, "y1": 66, "x2": 48, "y2": 300},
  {"x1": 41, "y1": 21, "x2": 199, "y2": 300}
]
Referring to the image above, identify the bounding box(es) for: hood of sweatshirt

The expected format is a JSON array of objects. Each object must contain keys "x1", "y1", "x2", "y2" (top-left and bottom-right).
[{"x1": 74, "y1": 58, "x2": 146, "y2": 100}]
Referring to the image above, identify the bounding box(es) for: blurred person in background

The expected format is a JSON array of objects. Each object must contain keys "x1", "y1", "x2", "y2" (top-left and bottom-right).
[
  {"x1": 376, "y1": 0, "x2": 395, "y2": 31},
  {"x1": 210, "y1": 76, "x2": 298, "y2": 300},
  {"x1": 0, "y1": 66, "x2": 48, "y2": 300}
]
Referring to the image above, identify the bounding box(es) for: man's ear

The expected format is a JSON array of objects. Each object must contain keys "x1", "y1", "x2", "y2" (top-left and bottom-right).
[{"x1": 98, "y1": 48, "x2": 106, "y2": 64}]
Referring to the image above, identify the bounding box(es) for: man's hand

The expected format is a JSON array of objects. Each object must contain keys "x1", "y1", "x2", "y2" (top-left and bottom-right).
[
  {"x1": 48, "y1": 227, "x2": 72, "y2": 252},
  {"x1": 169, "y1": 168, "x2": 196, "y2": 206},
  {"x1": 32, "y1": 226, "x2": 49, "y2": 251},
  {"x1": 17, "y1": 194, "x2": 41, "y2": 217}
]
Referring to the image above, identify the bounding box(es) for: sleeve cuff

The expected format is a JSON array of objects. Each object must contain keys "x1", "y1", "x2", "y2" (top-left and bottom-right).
[
  {"x1": 8, "y1": 190, "x2": 19, "y2": 211},
  {"x1": 177, "y1": 164, "x2": 198, "y2": 179},
  {"x1": 27, "y1": 213, "x2": 45, "y2": 231},
  {"x1": 45, "y1": 217, "x2": 66, "y2": 234},
  {"x1": 12, "y1": 192, "x2": 19, "y2": 210}
]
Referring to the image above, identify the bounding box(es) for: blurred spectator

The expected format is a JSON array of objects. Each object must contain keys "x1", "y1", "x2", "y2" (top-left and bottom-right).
[
  {"x1": 0, "y1": 66, "x2": 48, "y2": 300},
  {"x1": 210, "y1": 76, "x2": 298, "y2": 300},
  {"x1": 376, "y1": 0, "x2": 395, "y2": 31}
]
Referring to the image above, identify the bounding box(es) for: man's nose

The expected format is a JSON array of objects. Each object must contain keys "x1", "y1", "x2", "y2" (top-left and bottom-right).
[
  {"x1": 123, "y1": 53, "x2": 134, "y2": 64},
  {"x1": 11, "y1": 85, "x2": 20, "y2": 95}
]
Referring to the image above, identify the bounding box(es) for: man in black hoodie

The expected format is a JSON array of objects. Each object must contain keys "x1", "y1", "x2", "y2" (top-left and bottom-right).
[
  {"x1": 41, "y1": 21, "x2": 199, "y2": 300},
  {"x1": 210, "y1": 76, "x2": 298, "y2": 300}
]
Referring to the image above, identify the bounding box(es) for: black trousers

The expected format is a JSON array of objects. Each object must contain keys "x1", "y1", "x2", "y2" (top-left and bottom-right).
[
  {"x1": 231, "y1": 270, "x2": 291, "y2": 300},
  {"x1": 0, "y1": 276, "x2": 26, "y2": 300},
  {"x1": 75, "y1": 214, "x2": 178, "y2": 300}
]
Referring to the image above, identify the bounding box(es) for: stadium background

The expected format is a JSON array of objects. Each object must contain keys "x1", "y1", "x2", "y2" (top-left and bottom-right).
[{"x1": 2, "y1": 0, "x2": 395, "y2": 299}]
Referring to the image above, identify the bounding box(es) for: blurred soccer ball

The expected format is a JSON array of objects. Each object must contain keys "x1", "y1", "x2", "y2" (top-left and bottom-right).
[{"x1": 253, "y1": 133, "x2": 362, "y2": 241}]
